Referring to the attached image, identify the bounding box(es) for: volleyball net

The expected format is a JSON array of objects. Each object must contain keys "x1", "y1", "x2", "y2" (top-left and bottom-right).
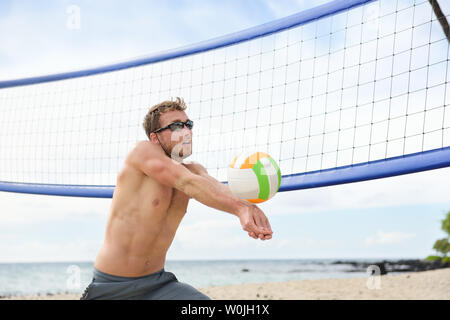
[{"x1": 0, "y1": 0, "x2": 449, "y2": 197}]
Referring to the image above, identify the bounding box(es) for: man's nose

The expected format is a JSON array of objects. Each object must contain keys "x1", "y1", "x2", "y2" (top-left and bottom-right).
[{"x1": 182, "y1": 126, "x2": 192, "y2": 136}]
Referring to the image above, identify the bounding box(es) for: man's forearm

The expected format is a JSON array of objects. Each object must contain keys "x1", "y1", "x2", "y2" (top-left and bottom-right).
[
  {"x1": 202, "y1": 174, "x2": 237, "y2": 200},
  {"x1": 178, "y1": 174, "x2": 246, "y2": 216}
]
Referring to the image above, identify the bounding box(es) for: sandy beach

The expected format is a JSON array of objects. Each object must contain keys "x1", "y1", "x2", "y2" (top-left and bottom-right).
[{"x1": 2, "y1": 268, "x2": 449, "y2": 300}]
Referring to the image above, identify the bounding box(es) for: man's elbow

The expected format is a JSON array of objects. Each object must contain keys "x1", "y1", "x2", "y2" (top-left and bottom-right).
[
  {"x1": 175, "y1": 172, "x2": 204, "y2": 198},
  {"x1": 174, "y1": 170, "x2": 198, "y2": 193}
]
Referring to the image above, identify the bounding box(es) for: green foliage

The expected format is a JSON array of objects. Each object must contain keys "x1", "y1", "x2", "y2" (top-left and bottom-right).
[
  {"x1": 425, "y1": 255, "x2": 441, "y2": 261},
  {"x1": 433, "y1": 238, "x2": 450, "y2": 256},
  {"x1": 441, "y1": 211, "x2": 450, "y2": 236},
  {"x1": 427, "y1": 210, "x2": 450, "y2": 260}
]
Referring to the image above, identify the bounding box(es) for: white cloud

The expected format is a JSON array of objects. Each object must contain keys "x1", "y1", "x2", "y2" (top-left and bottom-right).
[
  {"x1": 174, "y1": 218, "x2": 243, "y2": 249},
  {"x1": 364, "y1": 230, "x2": 416, "y2": 247},
  {"x1": 0, "y1": 191, "x2": 110, "y2": 223},
  {"x1": 167, "y1": 204, "x2": 342, "y2": 260},
  {"x1": 272, "y1": 236, "x2": 339, "y2": 250},
  {"x1": 0, "y1": 238, "x2": 101, "y2": 263}
]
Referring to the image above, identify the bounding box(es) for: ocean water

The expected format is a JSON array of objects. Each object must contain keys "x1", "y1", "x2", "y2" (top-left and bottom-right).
[{"x1": 0, "y1": 259, "x2": 373, "y2": 297}]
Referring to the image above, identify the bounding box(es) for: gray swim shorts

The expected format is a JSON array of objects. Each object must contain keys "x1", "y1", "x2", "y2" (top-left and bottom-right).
[{"x1": 80, "y1": 267, "x2": 211, "y2": 300}]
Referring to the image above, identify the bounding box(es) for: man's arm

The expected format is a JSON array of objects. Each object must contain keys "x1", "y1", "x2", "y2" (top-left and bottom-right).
[
  {"x1": 183, "y1": 161, "x2": 273, "y2": 240},
  {"x1": 128, "y1": 142, "x2": 272, "y2": 239}
]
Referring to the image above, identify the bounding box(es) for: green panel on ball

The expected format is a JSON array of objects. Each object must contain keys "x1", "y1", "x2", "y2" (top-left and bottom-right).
[
  {"x1": 252, "y1": 160, "x2": 270, "y2": 200},
  {"x1": 267, "y1": 156, "x2": 281, "y2": 192}
]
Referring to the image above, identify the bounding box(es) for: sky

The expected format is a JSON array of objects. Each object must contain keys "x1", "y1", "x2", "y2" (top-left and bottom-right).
[{"x1": 0, "y1": 0, "x2": 449, "y2": 263}]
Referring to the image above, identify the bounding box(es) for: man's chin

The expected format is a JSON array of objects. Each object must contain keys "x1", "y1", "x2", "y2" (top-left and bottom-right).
[
  {"x1": 181, "y1": 145, "x2": 192, "y2": 158},
  {"x1": 169, "y1": 148, "x2": 192, "y2": 161},
  {"x1": 180, "y1": 151, "x2": 192, "y2": 159}
]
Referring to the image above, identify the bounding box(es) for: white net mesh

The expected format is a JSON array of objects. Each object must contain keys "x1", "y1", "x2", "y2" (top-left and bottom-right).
[{"x1": 0, "y1": 0, "x2": 448, "y2": 190}]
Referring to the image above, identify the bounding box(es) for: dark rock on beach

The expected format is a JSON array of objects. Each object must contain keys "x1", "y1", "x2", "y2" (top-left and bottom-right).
[{"x1": 332, "y1": 259, "x2": 450, "y2": 275}]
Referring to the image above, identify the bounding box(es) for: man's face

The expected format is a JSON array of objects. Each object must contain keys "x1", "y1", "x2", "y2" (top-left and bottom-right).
[{"x1": 153, "y1": 110, "x2": 192, "y2": 159}]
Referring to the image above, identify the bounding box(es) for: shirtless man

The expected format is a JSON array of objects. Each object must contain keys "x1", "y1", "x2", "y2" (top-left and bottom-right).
[{"x1": 81, "y1": 97, "x2": 273, "y2": 300}]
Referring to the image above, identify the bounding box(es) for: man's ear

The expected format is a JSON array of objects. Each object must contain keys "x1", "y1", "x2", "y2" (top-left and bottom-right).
[{"x1": 149, "y1": 132, "x2": 159, "y2": 144}]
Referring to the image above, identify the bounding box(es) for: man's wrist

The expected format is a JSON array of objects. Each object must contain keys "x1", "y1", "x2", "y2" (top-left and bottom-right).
[{"x1": 235, "y1": 199, "x2": 252, "y2": 217}]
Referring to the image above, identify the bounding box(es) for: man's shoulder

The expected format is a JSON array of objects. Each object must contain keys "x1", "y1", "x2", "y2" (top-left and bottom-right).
[
  {"x1": 132, "y1": 140, "x2": 160, "y2": 157},
  {"x1": 134, "y1": 140, "x2": 153, "y2": 150},
  {"x1": 126, "y1": 140, "x2": 157, "y2": 167}
]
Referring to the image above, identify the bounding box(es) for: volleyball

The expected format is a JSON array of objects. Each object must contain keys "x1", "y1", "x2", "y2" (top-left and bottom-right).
[{"x1": 227, "y1": 152, "x2": 281, "y2": 204}]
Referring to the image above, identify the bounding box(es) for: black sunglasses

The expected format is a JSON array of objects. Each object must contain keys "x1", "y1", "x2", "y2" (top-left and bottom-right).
[{"x1": 152, "y1": 119, "x2": 194, "y2": 133}]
